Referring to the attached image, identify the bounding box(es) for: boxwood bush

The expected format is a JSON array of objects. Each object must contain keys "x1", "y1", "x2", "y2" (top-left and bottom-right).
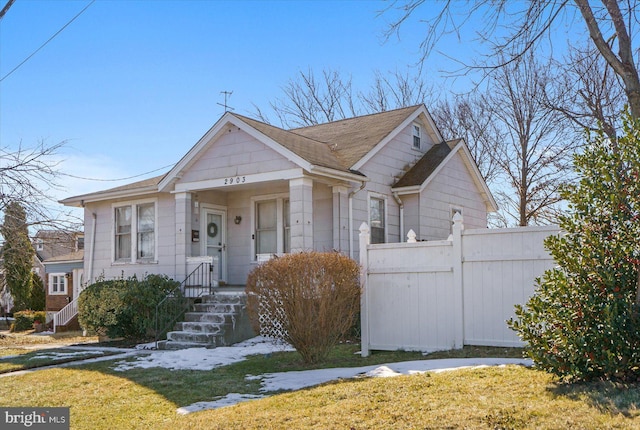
[
  {"x1": 78, "y1": 274, "x2": 179, "y2": 340},
  {"x1": 246, "y1": 251, "x2": 361, "y2": 364}
]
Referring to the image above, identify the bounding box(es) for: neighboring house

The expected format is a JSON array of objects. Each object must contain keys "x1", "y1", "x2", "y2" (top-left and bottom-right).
[
  {"x1": 33, "y1": 230, "x2": 84, "y2": 281},
  {"x1": 61, "y1": 104, "x2": 497, "y2": 287},
  {"x1": 0, "y1": 230, "x2": 83, "y2": 315},
  {"x1": 43, "y1": 250, "x2": 84, "y2": 314}
]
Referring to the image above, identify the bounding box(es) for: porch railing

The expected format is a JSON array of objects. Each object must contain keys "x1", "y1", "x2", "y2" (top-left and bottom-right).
[
  {"x1": 154, "y1": 262, "x2": 213, "y2": 348},
  {"x1": 53, "y1": 298, "x2": 79, "y2": 333}
]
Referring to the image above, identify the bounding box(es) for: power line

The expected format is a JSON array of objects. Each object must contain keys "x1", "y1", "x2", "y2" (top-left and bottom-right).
[
  {"x1": 59, "y1": 163, "x2": 175, "y2": 182},
  {"x1": 0, "y1": 0, "x2": 95, "y2": 83}
]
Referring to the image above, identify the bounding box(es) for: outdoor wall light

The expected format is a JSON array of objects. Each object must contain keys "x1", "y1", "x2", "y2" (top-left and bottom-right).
[{"x1": 234, "y1": 216, "x2": 242, "y2": 225}]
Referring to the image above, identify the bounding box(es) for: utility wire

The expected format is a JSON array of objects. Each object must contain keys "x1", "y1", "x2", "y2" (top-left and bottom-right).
[
  {"x1": 59, "y1": 163, "x2": 175, "y2": 182},
  {"x1": 0, "y1": 0, "x2": 95, "y2": 83}
]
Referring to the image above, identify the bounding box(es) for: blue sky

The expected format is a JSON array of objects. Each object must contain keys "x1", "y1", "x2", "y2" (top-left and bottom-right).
[{"x1": 0, "y1": 0, "x2": 480, "y2": 206}]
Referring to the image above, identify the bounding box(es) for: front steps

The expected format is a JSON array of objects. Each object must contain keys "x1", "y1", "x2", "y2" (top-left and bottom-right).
[{"x1": 158, "y1": 291, "x2": 255, "y2": 350}]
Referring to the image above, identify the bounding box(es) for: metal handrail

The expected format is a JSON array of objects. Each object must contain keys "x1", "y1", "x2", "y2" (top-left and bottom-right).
[{"x1": 154, "y1": 262, "x2": 213, "y2": 348}]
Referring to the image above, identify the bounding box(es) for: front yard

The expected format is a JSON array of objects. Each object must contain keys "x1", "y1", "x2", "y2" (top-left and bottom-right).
[{"x1": 0, "y1": 332, "x2": 639, "y2": 429}]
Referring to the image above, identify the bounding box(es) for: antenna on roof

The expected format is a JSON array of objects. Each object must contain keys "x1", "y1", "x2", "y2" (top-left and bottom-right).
[{"x1": 217, "y1": 91, "x2": 234, "y2": 113}]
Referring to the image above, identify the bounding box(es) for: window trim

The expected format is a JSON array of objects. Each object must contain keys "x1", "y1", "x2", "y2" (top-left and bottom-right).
[
  {"x1": 412, "y1": 123, "x2": 422, "y2": 150},
  {"x1": 251, "y1": 193, "x2": 290, "y2": 261},
  {"x1": 48, "y1": 273, "x2": 68, "y2": 295},
  {"x1": 111, "y1": 199, "x2": 158, "y2": 264},
  {"x1": 368, "y1": 193, "x2": 387, "y2": 244}
]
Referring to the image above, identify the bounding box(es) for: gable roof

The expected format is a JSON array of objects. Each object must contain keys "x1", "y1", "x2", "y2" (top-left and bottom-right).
[
  {"x1": 60, "y1": 105, "x2": 467, "y2": 206},
  {"x1": 393, "y1": 139, "x2": 498, "y2": 212},
  {"x1": 291, "y1": 105, "x2": 426, "y2": 168}
]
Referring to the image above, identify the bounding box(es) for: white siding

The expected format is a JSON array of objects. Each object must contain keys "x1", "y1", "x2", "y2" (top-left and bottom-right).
[
  {"x1": 179, "y1": 128, "x2": 297, "y2": 184},
  {"x1": 313, "y1": 183, "x2": 333, "y2": 252},
  {"x1": 353, "y1": 122, "x2": 434, "y2": 253},
  {"x1": 419, "y1": 151, "x2": 487, "y2": 240},
  {"x1": 84, "y1": 193, "x2": 177, "y2": 282}
]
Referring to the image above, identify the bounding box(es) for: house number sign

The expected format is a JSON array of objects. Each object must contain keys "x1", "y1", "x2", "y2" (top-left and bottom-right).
[{"x1": 224, "y1": 176, "x2": 246, "y2": 185}]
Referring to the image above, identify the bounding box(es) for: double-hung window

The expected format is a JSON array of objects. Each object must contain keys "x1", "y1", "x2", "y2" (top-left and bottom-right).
[
  {"x1": 369, "y1": 196, "x2": 386, "y2": 244},
  {"x1": 114, "y1": 201, "x2": 156, "y2": 263},
  {"x1": 49, "y1": 273, "x2": 67, "y2": 295},
  {"x1": 254, "y1": 197, "x2": 290, "y2": 259},
  {"x1": 413, "y1": 124, "x2": 421, "y2": 149}
]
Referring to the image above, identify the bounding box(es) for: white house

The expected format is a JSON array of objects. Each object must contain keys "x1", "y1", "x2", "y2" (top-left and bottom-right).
[{"x1": 61, "y1": 104, "x2": 497, "y2": 287}]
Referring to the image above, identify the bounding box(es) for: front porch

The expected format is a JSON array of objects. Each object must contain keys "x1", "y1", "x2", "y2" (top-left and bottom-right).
[{"x1": 172, "y1": 173, "x2": 357, "y2": 287}]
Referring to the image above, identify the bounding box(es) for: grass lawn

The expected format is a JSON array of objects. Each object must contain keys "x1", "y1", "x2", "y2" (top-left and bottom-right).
[
  {"x1": 0, "y1": 343, "x2": 638, "y2": 429},
  {"x1": 0, "y1": 348, "x2": 121, "y2": 374}
]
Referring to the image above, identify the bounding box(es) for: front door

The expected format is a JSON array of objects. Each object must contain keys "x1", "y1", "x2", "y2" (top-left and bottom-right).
[{"x1": 202, "y1": 208, "x2": 226, "y2": 282}]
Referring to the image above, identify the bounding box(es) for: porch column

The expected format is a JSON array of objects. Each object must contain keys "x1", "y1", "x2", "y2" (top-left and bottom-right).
[
  {"x1": 332, "y1": 185, "x2": 349, "y2": 253},
  {"x1": 174, "y1": 192, "x2": 192, "y2": 282},
  {"x1": 289, "y1": 177, "x2": 313, "y2": 252}
]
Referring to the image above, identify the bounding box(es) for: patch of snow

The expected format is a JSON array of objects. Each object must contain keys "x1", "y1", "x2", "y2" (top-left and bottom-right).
[
  {"x1": 134, "y1": 342, "x2": 156, "y2": 350},
  {"x1": 176, "y1": 394, "x2": 266, "y2": 415},
  {"x1": 256, "y1": 358, "x2": 531, "y2": 392},
  {"x1": 27, "y1": 350, "x2": 104, "y2": 361},
  {"x1": 111, "y1": 336, "x2": 294, "y2": 372}
]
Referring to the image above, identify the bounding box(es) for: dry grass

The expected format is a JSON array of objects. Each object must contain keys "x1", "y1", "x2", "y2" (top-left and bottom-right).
[
  {"x1": 0, "y1": 330, "x2": 99, "y2": 348},
  {"x1": 1, "y1": 344, "x2": 639, "y2": 429}
]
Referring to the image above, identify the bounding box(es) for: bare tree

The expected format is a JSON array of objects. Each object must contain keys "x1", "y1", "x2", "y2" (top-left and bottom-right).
[
  {"x1": 383, "y1": 0, "x2": 640, "y2": 121},
  {"x1": 254, "y1": 68, "x2": 358, "y2": 128},
  {"x1": 360, "y1": 69, "x2": 434, "y2": 113},
  {"x1": 431, "y1": 93, "x2": 502, "y2": 185},
  {"x1": 489, "y1": 54, "x2": 578, "y2": 226},
  {"x1": 0, "y1": 140, "x2": 78, "y2": 232},
  {"x1": 253, "y1": 67, "x2": 433, "y2": 128},
  {"x1": 543, "y1": 44, "x2": 626, "y2": 142}
]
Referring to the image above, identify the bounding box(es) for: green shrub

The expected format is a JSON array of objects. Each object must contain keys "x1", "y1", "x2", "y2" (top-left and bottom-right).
[
  {"x1": 508, "y1": 114, "x2": 640, "y2": 381},
  {"x1": 11, "y1": 310, "x2": 47, "y2": 332},
  {"x1": 246, "y1": 251, "x2": 361, "y2": 364},
  {"x1": 78, "y1": 274, "x2": 180, "y2": 340}
]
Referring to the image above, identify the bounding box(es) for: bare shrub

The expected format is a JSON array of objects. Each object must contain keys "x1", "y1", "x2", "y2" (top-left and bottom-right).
[{"x1": 246, "y1": 251, "x2": 360, "y2": 364}]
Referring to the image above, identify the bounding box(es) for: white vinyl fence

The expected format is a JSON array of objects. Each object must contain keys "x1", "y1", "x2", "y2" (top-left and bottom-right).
[{"x1": 359, "y1": 214, "x2": 559, "y2": 356}]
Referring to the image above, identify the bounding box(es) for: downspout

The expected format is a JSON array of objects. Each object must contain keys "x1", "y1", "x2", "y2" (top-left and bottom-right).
[
  {"x1": 87, "y1": 212, "x2": 97, "y2": 285},
  {"x1": 393, "y1": 192, "x2": 404, "y2": 242},
  {"x1": 348, "y1": 182, "x2": 366, "y2": 259}
]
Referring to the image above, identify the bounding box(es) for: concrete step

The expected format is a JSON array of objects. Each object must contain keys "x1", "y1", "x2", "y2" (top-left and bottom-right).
[
  {"x1": 157, "y1": 340, "x2": 212, "y2": 350},
  {"x1": 174, "y1": 321, "x2": 224, "y2": 333},
  {"x1": 193, "y1": 303, "x2": 242, "y2": 313},
  {"x1": 201, "y1": 293, "x2": 246, "y2": 304},
  {"x1": 166, "y1": 331, "x2": 225, "y2": 345},
  {"x1": 183, "y1": 312, "x2": 233, "y2": 324}
]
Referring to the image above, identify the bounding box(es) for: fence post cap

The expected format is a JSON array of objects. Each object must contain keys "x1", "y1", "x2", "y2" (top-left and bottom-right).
[
  {"x1": 407, "y1": 229, "x2": 417, "y2": 243},
  {"x1": 359, "y1": 222, "x2": 370, "y2": 233}
]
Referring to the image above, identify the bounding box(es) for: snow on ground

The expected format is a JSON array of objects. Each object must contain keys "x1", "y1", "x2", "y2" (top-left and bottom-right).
[
  {"x1": 120, "y1": 337, "x2": 532, "y2": 415},
  {"x1": 111, "y1": 336, "x2": 294, "y2": 372}
]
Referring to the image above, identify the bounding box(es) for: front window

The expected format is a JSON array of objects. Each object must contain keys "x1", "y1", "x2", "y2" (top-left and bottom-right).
[
  {"x1": 137, "y1": 203, "x2": 155, "y2": 259},
  {"x1": 49, "y1": 273, "x2": 67, "y2": 295},
  {"x1": 255, "y1": 197, "x2": 290, "y2": 259},
  {"x1": 115, "y1": 206, "x2": 132, "y2": 261},
  {"x1": 370, "y1": 197, "x2": 386, "y2": 244},
  {"x1": 114, "y1": 201, "x2": 156, "y2": 263}
]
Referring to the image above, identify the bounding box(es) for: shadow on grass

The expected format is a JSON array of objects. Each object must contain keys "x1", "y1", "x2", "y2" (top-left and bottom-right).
[{"x1": 549, "y1": 379, "x2": 640, "y2": 417}]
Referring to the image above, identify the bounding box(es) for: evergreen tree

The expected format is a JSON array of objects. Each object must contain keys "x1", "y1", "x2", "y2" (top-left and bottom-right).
[
  {"x1": 29, "y1": 272, "x2": 46, "y2": 311},
  {"x1": 509, "y1": 114, "x2": 640, "y2": 381},
  {"x1": 0, "y1": 202, "x2": 34, "y2": 312}
]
